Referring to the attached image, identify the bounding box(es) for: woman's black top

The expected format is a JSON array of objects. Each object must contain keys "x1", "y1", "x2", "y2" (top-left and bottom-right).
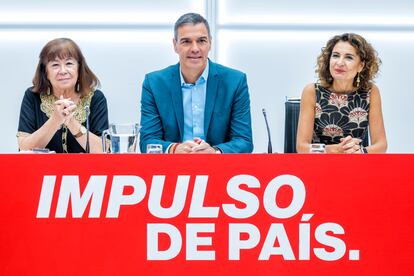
[{"x1": 17, "y1": 88, "x2": 109, "y2": 153}]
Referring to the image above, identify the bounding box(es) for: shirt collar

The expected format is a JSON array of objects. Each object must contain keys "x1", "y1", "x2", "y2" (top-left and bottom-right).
[{"x1": 180, "y1": 62, "x2": 209, "y2": 86}]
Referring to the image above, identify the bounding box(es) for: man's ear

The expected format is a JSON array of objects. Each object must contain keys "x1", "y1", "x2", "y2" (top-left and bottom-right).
[{"x1": 173, "y1": 38, "x2": 178, "y2": 54}]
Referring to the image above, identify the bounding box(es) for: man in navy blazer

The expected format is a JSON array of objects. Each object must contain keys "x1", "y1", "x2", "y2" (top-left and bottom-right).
[{"x1": 140, "y1": 13, "x2": 253, "y2": 153}]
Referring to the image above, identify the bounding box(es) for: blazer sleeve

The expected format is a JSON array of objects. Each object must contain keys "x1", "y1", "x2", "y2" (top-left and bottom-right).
[
  {"x1": 139, "y1": 74, "x2": 173, "y2": 153},
  {"x1": 215, "y1": 73, "x2": 253, "y2": 153}
]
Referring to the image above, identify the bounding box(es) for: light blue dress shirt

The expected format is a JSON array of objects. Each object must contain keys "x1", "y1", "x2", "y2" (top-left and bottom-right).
[{"x1": 180, "y1": 63, "x2": 209, "y2": 142}]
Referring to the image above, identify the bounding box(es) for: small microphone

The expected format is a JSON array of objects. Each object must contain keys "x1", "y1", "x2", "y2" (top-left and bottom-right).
[
  {"x1": 262, "y1": 108, "x2": 273, "y2": 154},
  {"x1": 85, "y1": 105, "x2": 90, "y2": 153}
]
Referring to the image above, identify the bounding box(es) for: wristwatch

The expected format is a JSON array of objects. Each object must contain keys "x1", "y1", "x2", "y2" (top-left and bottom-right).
[
  {"x1": 212, "y1": 146, "x2": 222, "y2": 154},
  {"x1": 74, "y1": 125, "x2": 87, "y2": 138},
  {"x1": 360, "y1": 147, "x2": 368, "y2": 154}
]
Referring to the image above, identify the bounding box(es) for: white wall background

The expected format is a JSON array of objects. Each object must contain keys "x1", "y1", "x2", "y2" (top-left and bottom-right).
[{"x1": 1, "y1": 0, "x2": 413, "y2": 153}]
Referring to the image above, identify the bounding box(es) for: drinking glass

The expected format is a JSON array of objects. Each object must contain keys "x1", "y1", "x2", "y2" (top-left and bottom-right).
[
  {"x1": 147, "y1": 144, "x2": 163, "y2": 154},
  {"x1": 102, "y1": 123, "x2": 140, "y2": 153}
]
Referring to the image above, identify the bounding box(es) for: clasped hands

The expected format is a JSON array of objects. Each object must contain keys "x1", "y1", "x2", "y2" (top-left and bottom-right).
[
  {"x1": 337, "y1": 135, "x2": 363, "y2": 154},
  {"x1": 52, "y1": 96, "x2": 77, "y2": 126},
  {"x1": 173, "y1": 138, "x2": 219, "y2": 154}
]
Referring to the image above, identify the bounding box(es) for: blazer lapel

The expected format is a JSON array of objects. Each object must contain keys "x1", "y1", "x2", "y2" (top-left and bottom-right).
[
  {"x1": 169, "y1": 64, "x2": 184, "y2": 139},
  {"x1": 204, "y1": 60, "x2": 219, "y2": 136}
]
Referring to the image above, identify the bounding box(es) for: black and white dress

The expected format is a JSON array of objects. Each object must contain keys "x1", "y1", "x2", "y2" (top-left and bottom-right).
[{"x1": 312, "y1": 84, "x2": 370, "y2": 145}]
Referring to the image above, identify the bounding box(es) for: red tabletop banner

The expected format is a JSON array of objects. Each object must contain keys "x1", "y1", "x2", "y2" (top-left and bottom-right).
[{"x1": 0, "y1": 154, "x2": 413, "y2": 275}]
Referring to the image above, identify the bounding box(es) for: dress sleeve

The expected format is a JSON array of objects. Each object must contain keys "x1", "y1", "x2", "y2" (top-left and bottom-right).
[
  {"x1": 89, "y1": 90, "x2": 109, "y2": 136},
  {"x1": 17, "y1": 88, "x2": 38, "y2": 134}
]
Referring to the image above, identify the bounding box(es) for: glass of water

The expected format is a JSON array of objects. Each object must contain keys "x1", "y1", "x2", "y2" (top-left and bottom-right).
[
  {"x1": 309, "y1": 143, "x2": 326, "y2": 153},
  {"x1": 102, "y1": 123, "x2": 140, "y2": 153},
  {"x1": 147, "y1": 144, "x2": 163, "y2": 154}
]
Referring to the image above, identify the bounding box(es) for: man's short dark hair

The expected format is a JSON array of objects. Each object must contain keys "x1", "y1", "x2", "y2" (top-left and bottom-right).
[{"x1": 174, "y1": 13, "x2": 211, "y2": 40}]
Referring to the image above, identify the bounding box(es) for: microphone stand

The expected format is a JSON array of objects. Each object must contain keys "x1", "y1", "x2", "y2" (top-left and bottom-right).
[
  {"x1": 85, "y1": 105, "x2": 90, "y2": 153},
  {"x1": 262, "y1": 108, "x2": 273, "y2": 154}
]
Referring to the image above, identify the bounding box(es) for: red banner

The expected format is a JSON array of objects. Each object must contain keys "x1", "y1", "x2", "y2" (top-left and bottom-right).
[{"x1": 0, "y1": 154, "x2": 413, "y2": 275}]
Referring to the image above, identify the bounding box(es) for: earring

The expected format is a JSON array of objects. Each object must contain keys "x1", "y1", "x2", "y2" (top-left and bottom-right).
[
  {"x1": 46, "y1": 79, "x2": 51, "y2": 95},
  {"x1": 356, "y1": 72, "x2": 361, "y2": 87},
  {"x1": 76, "y1": 81, "x2": 80, "y2": 92}
]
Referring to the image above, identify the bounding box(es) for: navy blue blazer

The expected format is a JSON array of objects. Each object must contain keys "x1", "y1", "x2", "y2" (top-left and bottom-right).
[{"x1": 140, "y1": 60, "x2": 253, "y2": 153}]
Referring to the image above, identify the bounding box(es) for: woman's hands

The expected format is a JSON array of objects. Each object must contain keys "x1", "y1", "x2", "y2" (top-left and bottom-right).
[
  {"x1": 325, "y1": 135, "x2": 363, "y2": 154},
  {"x1": 18, "y1": 96, "x2": 78, "y2": 151},
  {"x1": 51, "y1": 96, "x2": 77, "y2": 127}
]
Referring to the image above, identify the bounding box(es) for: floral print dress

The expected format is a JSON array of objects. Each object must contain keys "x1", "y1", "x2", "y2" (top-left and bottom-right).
[{"x1": 312, "y1": 84, "x2": 370, "y2": 144}]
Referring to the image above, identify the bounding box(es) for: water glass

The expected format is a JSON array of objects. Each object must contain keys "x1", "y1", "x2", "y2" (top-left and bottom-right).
[
  {"x1": 102, "y1": 123, "x2": 140, "y2": 153},
  {"x1": 147, "y1": 144, "x2": 163, "y2": 154}
]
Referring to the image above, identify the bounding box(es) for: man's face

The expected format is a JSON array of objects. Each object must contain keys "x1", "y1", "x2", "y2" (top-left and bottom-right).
[{"x1": 173, "y1": 23, "x2": 211, "y2": 76}]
